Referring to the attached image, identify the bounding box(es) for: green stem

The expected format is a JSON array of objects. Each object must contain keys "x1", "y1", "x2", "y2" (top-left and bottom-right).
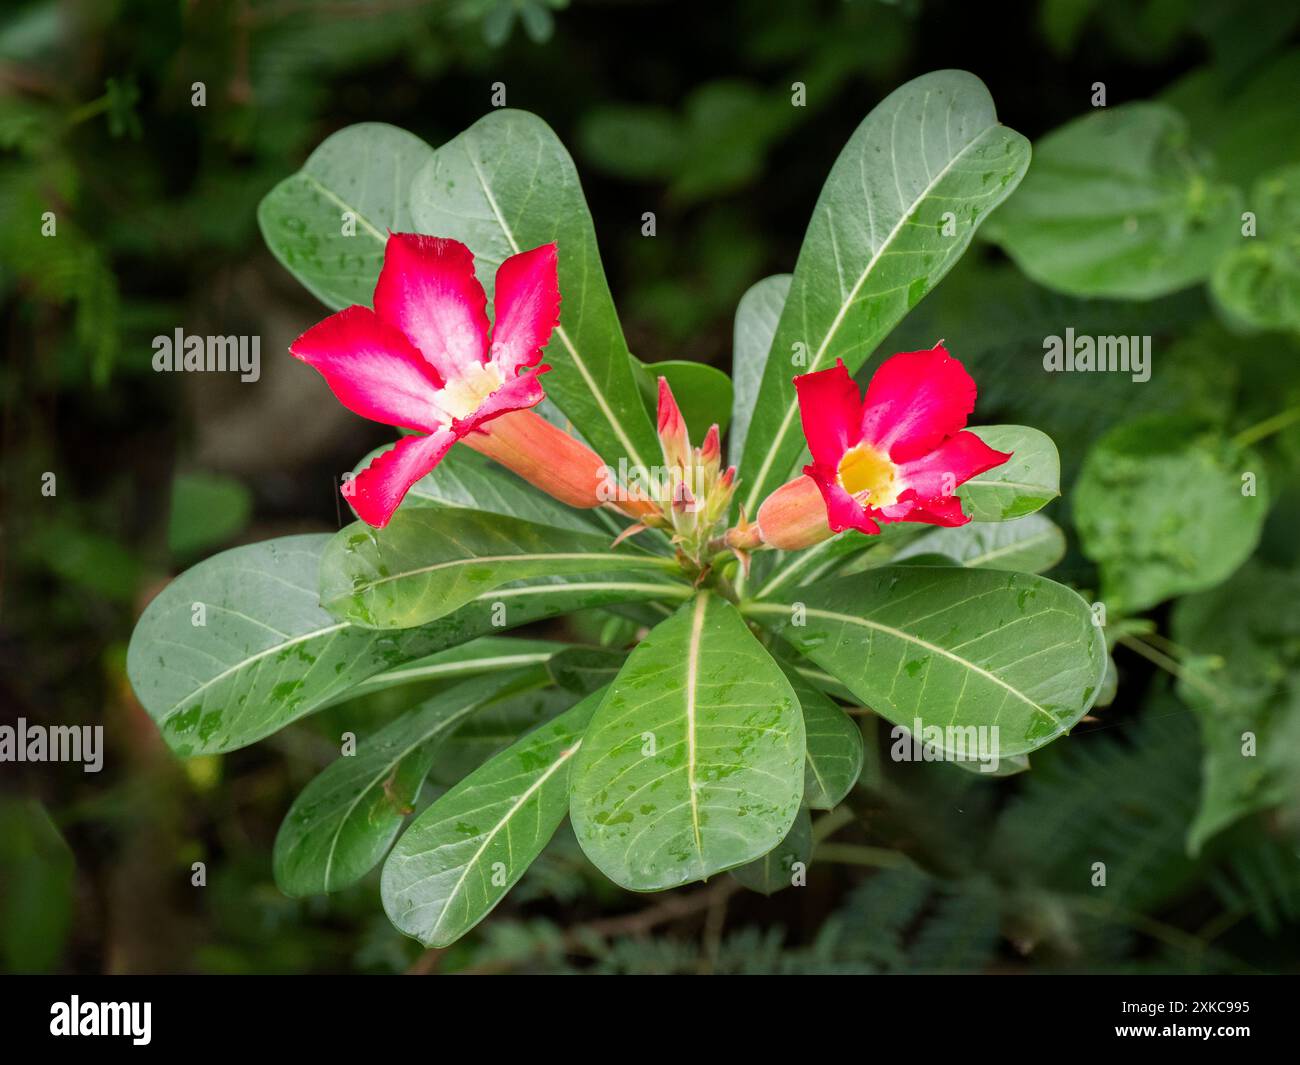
[
  {"x1": 1231, "y1": 403, "x2": 1300, "y2": 449},
  {"x1": 1116, "y1": 633, "x2": 1225, "y2": 705},
  {"x1": 813, "y1": 842, "x2": 912, "y2": 870}
]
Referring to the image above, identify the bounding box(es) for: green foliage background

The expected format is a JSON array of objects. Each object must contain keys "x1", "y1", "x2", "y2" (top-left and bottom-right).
[{"x1": 2, "y1": 0, "x2": 1298, "y2": 973}]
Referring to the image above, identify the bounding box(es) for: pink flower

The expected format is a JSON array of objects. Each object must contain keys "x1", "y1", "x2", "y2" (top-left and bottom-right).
[
  {"x1": 289, "y1": 233, "x2": 561, "y2": 527},
  {"x1": 756, "y1": 344, "x2": 1011, "y2": 550}
]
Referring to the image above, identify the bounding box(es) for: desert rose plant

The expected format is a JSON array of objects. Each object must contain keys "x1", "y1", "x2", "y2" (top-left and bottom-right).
[{"x1": 128, "y1": 70, "x2": 1107, "y2": 946}]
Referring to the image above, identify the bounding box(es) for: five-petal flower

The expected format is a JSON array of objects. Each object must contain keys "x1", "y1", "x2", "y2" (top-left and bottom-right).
[{"x1": 289, "y1": 233, "x2": 560, "y2": 527}]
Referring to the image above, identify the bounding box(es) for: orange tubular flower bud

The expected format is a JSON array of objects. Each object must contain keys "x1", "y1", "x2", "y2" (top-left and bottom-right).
[
  {"x1": 756, "y1": 474, "x2": 835, "y2": 551},
  {"x1": 463, "y1": 409, "x2": 607, "y2": 509}
]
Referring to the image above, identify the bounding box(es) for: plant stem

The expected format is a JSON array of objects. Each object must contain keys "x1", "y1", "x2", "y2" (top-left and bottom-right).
[
  {"x1": 813, "y1": 843, "x2": 912, "y2": 869},
  {"x1": 1231, "y1": 403, "x2": 1300, "y2": 449},
  {"x1": 1116, "y1": 633, "x2": 1225, "y2": 704}
]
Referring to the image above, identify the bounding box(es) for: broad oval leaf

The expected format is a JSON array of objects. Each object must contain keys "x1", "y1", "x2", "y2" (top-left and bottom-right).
[
  {"x1": 126, "y1": 535, "x2": 687, "y2": 756},
  {"x1": 1074, "y1": 414, "x2": 1269, "y2": 614},
  {"x1": 958, "y1": 426, "x2": 1060, "y2": 521},
  {"x1": 730, "y1": 808, "x2": 812, "y2": 896},
  {"x1": 410, "y1": 109, "x2": 659, "y2": 470},
  {"x1": 984, "y1": 103, "x2": 1241, "y2": 300},
  {"x1": 383, "y1": 689, "x2": 603, "y2": 947},
  {"x1": 258, "y1": 122, "x2": 433, "y2": 309},
  {"x1": 781, "y1": 663, "x2": 863, "y2": 810},
  {"x1": 633, "y1": 357, "x2": 734, "y2": 436},
  {"x1": 320, "y1": 508, "x2": 681, "y2": 629},
  {"x1": 570, "y1": 593, "x2": 805, "y2": 891},
  {"x1": 745, "y1": 566, "x2": 1106, "y2": 758},
  {"x1": 274, "y1": 668, "x2": 549, "y2": 896},
  {"x1": 728, "y1": 274, "x2": 790, "y2": 466},
  {"x1": 897, "y1": 513, "x2": 1066, "y2": 574},
  {"x1": 737, "y1": 70, "x2": 1031, "y2": 515}
]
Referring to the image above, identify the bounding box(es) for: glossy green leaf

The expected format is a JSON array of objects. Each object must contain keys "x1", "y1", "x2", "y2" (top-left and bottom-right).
[
  {"x1": 984, "y1": 103, "x2": 1241, "y2": 299},
  {"x1": 429, "y1": 685, "x2": 579, "y2": 786},
  {"x1": 897, "y1": 513, "x2": 1066, "y2": 574},
  {"x1": 545, "y1": 646, "x2": 626, "y2": 695},
  {"x1": 781, "y1": 661, "x2": 863, "y2": 809},
  {"x1": 728, "y1": 274, "x2": 790, "y2": 466},
  {"x1": 320, "y1": 508, "x2": 680, "y2": 629},
  {"x1": 126, "y1": 535, "x2": 687, "y2": 756},
  {"x1": 383, "y1": 689, "x2": 603, "y2": 946},
  {"x1": 730, "y1": 808, "x2": 812, "y2": 896},
  {"x1": 1075, "y1": 415, "x2": 1269, "y2": 614},
  {"x1": 745, "y1": 567, "x2": 1106, "y2": 758},
  {"x1": 258, "y1": 122, "x2": 433, "y2": 309},
  {"x1": 273, "y1": 668, "x2": 548, "y2": 896},
  {"x1": 958, "y1": 426, "x2": 1060, "y2": 521},
  {"x1": 409, "y1": 109, "x2": 659, "y2": 469},
  {"x1": 737, "y1": 70, "x2": 1030, "y2": 515},
  {"x1": 633, "y1": 357, "x2": 733, "y2": 436},
  {"x1": 570, "y1": 593, "x2": 805, "y2": 891}
]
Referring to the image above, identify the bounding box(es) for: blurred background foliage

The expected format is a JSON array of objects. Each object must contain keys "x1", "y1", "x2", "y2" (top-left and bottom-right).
[{"x1": 1, "y1": 0, "x2": 1298, "y2": 973}]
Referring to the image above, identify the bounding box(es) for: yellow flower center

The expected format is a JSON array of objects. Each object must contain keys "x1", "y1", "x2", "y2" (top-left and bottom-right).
[
  {"x1": 837, "y1": 442, "x2": 900, "y2": 507},
  {"x1": 440, "y1": 361, "x2": 505, "y2": 420}
]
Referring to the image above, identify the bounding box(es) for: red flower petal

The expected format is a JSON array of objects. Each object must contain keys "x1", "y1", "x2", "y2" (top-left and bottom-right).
[
  {"x1": 290, "y1": 305, "x2": 445, "y2": 432},
  {"x1": 347, "y1": 428, "x2": 457, "y2": 528},
  {"x1": 452, "y1": 368, "x2": 549, "y2": 435},
  {"x1": 803, "y1": 463, "x2": 882, "y2": 536},
  {"x1": 891, "y1": 494, "x2": 970, "y2": 528},
  {"x1": 490, "y1": 243, "x2": 561, "y2": 378},
  {"x1": 794, "y1": 360, "x2": 865, "y2": 467},
  {"x1": 895, "y1": 430, "x2": 1012, "y2": 500},
  {"x1": 373, "y1": 233, "x2": 490, "y2": 384},
  {"x1": 859, "y1": 344, "x2": 977, "y2": 464}
]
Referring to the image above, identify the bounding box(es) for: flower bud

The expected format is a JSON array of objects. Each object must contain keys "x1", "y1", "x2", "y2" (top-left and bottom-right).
[{"x1": 755, "y1": 474, "x2": 835, "y2": 551}]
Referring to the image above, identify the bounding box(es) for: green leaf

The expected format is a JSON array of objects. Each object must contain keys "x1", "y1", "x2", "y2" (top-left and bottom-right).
[
  {"x1": 167, "y1": 472, "x2": 251, "y2": 557},
  {"x1": 380, "y1": 444, "x2": 606, "y2": 534},
  {"x1": 1210, "y1": 163, "x2": 1300, "y2": 332},
  {"x1": 730, "y1": 808, "x2": 812, "y2": 896},
  {"x1": 984, "y1": 102, "x2": 1241, "y2": 300},
  {"x1": 1171, "y1": 563, "x2": 1300, "y2": 853},
  {"x1": 273, "y1": 668, "x2": 549, "y2": 896},
  {"x1": 409, "y1": 109, "x2": 659, "y2": 470},
  {"x1": 728, "y1": 274, "x2": 790, "y2": 466},
  {"x1": 781, "y1": 662, "x2": 863, "y2": 809},
  {"x1": 1075, "y1": 415, "x2": 1269, "y2": 614},
  {"x1": 737, "y1": 70, "x2": 1030, "y2": 516},
  {"x1": 257, "y1": 122, "x2": 433, "y2": 309},
  {"x1": 0, "y1": 799, "x2": 74, "y2": 973},
  {"x1": 633, "y1": 357, "x2": 733, "y2": 436},
  {"x1": 320, "y1": 508, "x2": 680, "y2": 629},
  {"x1": 126, "y1": 535, "x2": 687, "y2": 756},
  {"x1": 570, "y1": 593, "x2": 805, "y2": 891},
  {"x1": 545, "y1": 646, "x2": 626, "y2": 696},
  {"x1": 430, "y1": 685, "x2": 579, "y2": 786},
  {"x1": 897, "y1": 513, "x2": 1066, "y2": 574},
  {"x1": 745, "y1": 567, "x2": 1106, "y2": 759},
  {"x1": 382, "y1": 689, "x2": 603, "y2": 947},
  {"x1": 958, "y1": 425, "x2": 1060, "y2": 521}
]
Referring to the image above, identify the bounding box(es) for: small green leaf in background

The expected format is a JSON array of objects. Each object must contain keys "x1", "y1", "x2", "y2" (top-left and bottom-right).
[
  {"x1": 257, "y1": 122, "x2": 434, "y2": 310},
  {"x1": 383, "y1": 690, "x2": 602, "y2": 947},
  {"x1": 897, "y1": 513, "x2": 1067, "y2": 574},
  {"x1": 1171, "y1": 563, "x2": 1300, "y2": 854},
  {"x1": 738, "y1": 69, "x2": 1031, "y2": 516},
  {"x1": 570, "y1": 593, "x2": 805, "y2": 891},
  {"x1": 0, "y1": 799, "x2": 74, "y2": 973},
  {"x1": 748, "y1": 567, "x2": 1105, "y2": 759},
  {"x1": 731, "y1": 808, "x2": 812, "y2": 896},
  {"x1": 958, "y1": 425, "x2": 1061, "y2": 521},
  {"x1": 1074, "y1": 414, "x2": 1269, "y2": 615},
  {"x1": 319, "y1": 509, "x2": 679, "y2": 629},
  {"x1": 985, "y1": 102, "x2": 1241, "y2": 300},
  {"x1": 167, "y1": 471, "x2": 251, "y2": 557},
  {"x1": 545, "y1": 646, "x2": 625, "y2": 696},
  {"x1": 1211, "y1": 163, "x2": 1300, "y2": 332},
  {"x1": 729, "y1": 274, "x2": 791, "y2": 467},
  {"x1": 273, "y1": 668, "x2": 550, "y2": 896}
]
